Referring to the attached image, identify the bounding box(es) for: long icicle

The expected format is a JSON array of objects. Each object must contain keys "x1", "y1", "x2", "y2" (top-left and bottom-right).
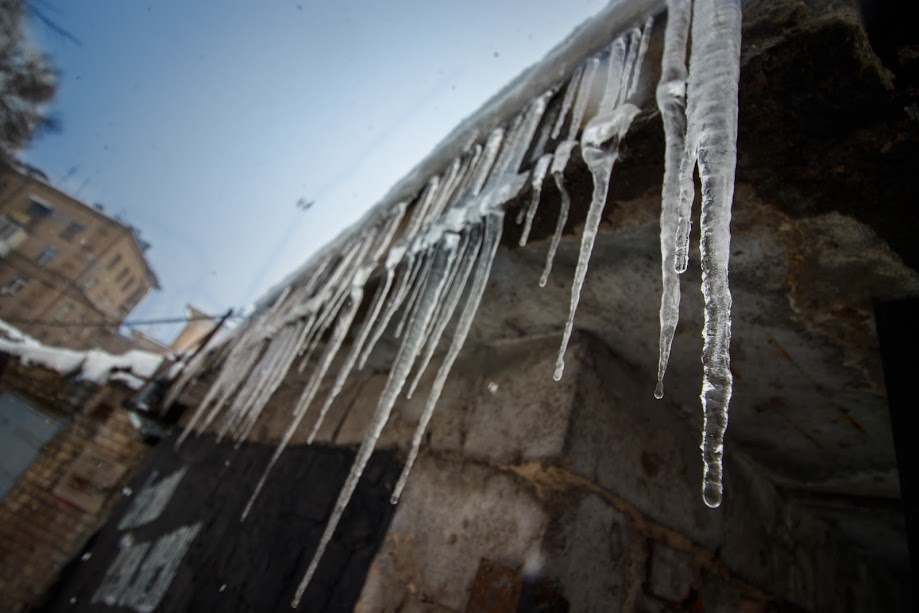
[
  {"x1": 518, "y1": 153, "x2": 553, "y2": 247},
  {"x1": 683, "y1": 0, "x2": 741, "y2": 509},
  {"x1": 540, "y1": 144, "x2": 574, "y2": 287},
  {"x1": 406, "y1": 225, "x2": 482, "y2": 400},
  {"x1": 292, "y1": 234, "x2": 459, "y2": 607},
  {"x1": 404, "y1": 230, "x2": 472, "y2": 399},
  {"x1": 551, "y1": 66, "x2": 583, "y2": 139},
  {"x1": 241, "y1": 272, "x2": 370, "y2": 521},
  {"x1": 306, "y1": 271, "x2": 395, "y2": 443},
  {"x1": 358, "y1": 254, "x2": 419, "y2": 368},
  {"x1": 393, "y1": 251, "x2": 433, "y2": 339},
  {"x1": 391, "y1": 213, "x2": 502, "y2": 503},
  {"x1": 654, "y1": 0, "x2": 691, "y2": 400},
  {"x1": 554, "y1": 27, "x2": 647, "y2": 381},
  {"x1": 540, "y1": 57, "x2": 601, "y2": 287}
]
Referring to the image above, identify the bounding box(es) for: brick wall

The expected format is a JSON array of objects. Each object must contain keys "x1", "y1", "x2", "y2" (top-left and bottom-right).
[{"x1": 0, "y1": 361, "x2": 151, "y2": 613}]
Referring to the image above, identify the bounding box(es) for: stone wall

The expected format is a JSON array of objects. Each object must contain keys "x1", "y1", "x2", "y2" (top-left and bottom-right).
[
  {"x1": 349, "y1": 334, "x2": 908, "y2": 612},
  {"x1": 100, "y1": 335, "x2": 909, "y2": 612},
  {"x1": 0, "y1": 362, "x2": 150, "y2": 613}
]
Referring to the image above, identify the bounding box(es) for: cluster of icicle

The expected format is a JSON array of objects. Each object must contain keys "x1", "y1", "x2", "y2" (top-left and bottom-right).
[{"x1": 171, "y1": 0, "x2": 741, "y2": 605}]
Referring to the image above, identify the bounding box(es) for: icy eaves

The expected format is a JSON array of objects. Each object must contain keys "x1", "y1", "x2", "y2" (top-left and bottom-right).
[{"x1": 257, "y1": 0, "x2": 666, "y2": 311}]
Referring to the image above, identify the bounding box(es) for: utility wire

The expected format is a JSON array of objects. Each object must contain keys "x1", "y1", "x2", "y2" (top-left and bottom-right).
[{"x1": 1, "y1": 312, "x2": 242, "y2": 330}]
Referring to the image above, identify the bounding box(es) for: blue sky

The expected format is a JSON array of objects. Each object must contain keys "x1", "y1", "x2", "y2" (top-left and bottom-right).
[{"x1": 24, "y1": 0, "x2": 607, "y2": 343}]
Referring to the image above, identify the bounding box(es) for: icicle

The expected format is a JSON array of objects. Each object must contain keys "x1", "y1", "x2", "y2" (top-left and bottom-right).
[
  {"x1": 392, "y1": 213, "x2": 502, "y2": 504},
  {"x1": 297, "y1": 284, "x2": 350, "y2": 373},
  {"x1": 451, "y1": 144, "x2": 483, "y2": 201},
  {"x1": 405, "y1": 232, "x2": 472, "y2": 395},
  {"x1": 539, "y1": 143, "x2": 575, "y2": 287},
  {"x1": 403, "y1": 178, "x2": 441, "y2": 240},
  {"x1": 192, "y1": 338, "x2": 269, "y2": 439},
  {"x1": 467, "y1": 128, "x2": 505, "y2": 197},
  {"x1": 602, "y1": 38, "x2": 627, "y2": 117},
  {"x1": 292, "y1": 234, "x2": 460, "y2": 607},
  {"x1": 307, "y1": 282, "x2": 393, "y2": 442},
  {"x1": 406, "y1": 227, "x2": 480, "y2": 399},
  {"x1": 358, "y1": 247, "x2": 418, "y2": 369},
  {"x1": 491, "y1": 114, "x2": 524, "y2": 179},
  {"x1": 217, "y1": 327, "x2": 299, "y2": 443},
  {"x1": 538, "y1": 58, "x2": 601, "y2": 288},
  {"x1": 655, "y1": 0, "x2": 691, "y2": 400},
  {"x1": 358, "y1": 254, "x2": 418, "y2": 367},
  {"x1": 235, "y1": 320, "x2": 312, "y2": 442},
  {"x1": 682, "y1": 0, "x2": 741, "y2": 509},
  {"x1": 626, "y1": 16, "x2": 655, "y2": 102},
  {"x1": 551, "y1": 66, "x2": 582, "y2": 140},
  {"x1": 555, "y1": 32, "x2": 643, "y2": 381},
  {"x1": 241, "y1": 270, "x2": 372, "y2": 522},
  {"x1": 393, "y1": 251, "x2": 433, "y2": 339},
  {"x1": 370, "y1": 202, "x2": 408, "y2": 263},
  {"x1": 568, "y1": 58, "x2": 600, "y2": 141},
  {"x1": 422, "y1": 159, "x2": 463, "y2": 227},
  {"x1": 495, "y1": 93, "x2": 551, "y2": 178},
  {"x1": 518, "y1": 153, "x2": 553, "y2": 247}
]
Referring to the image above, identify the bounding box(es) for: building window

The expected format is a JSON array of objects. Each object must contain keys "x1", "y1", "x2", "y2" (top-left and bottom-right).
[
  {"x1": 121, "y1": 276, "x2": 134, "y2": 293},
  {"x1": 59, "y1": 221, "x2": 85, "y2": 242},
  {"x1": 80, "y1": 277, "x2": 97, "y2": 291},
  {"x1": 0, "y1": 217, "x2": 24, "y2": 240},
  {"x1": 35, "y1": 246, "x2": 58, "y2": 267},
  {"x1": 1, "y1": 275, "x2": 28, "y2": 295},
  {"x1": 107, "y1": 253, "x2": 122, "y2": 270},
  {"x1": 25, "y1": 198, "x2": 53, "y2": 226},
  {"x1": 115, "y1": 266, "x2": 130, "y2": 283}
]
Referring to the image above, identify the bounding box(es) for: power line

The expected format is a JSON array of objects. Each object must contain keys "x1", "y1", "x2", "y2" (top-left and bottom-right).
[{"x1": 1, "y1": 312, "x2": 242, "y2": 330}]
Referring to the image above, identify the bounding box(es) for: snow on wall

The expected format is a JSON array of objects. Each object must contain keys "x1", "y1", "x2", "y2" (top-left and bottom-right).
[
  {"x1": 172, "y1": 0, "x2": 742, "y2": 602},
  {"x1": 0, "y1": 319, "x2": 165, "y2": 389}
]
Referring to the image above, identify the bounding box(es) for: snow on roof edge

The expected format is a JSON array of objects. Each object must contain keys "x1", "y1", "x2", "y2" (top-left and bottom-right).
[{"x1": 255, "y1": 0, "x2": 666, "y2": 312}]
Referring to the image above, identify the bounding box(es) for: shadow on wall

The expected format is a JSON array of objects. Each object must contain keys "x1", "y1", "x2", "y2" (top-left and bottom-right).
[{"x1": 37, "y1": 432, "x2": 402, "y2": 613}]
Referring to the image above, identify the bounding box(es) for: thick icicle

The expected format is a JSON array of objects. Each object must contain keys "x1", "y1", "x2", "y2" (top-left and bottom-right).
[
  {"x1": 540, "y1": 58, "x2": 600, "y2": 287},
  {"x1": 683, "y1": 0, "x2": 742, "y2": 509},
  {"x1": 292, "y1": 234, "x2": 459, "y2": 607},
  {"x1": 554, "y1": 30, "x2": 645, "y2": 381},
  {"x1": 569, "y1": 58, "x2": 600, "y2": 141},
  {"x1": 518, "y1": 153, "x2": 553, "y2": 247},
  {"x1": 391, "y1": 213, "x2": 502, "y2": 504},
  {"x1": 654, "y1": 0, "x2": 691, "y2": 400},
  {"x1": 553, "y1": 146, "x2": 617, "y2": 381}
]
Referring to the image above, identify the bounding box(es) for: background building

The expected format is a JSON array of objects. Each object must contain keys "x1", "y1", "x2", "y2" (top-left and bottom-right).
[{"x1": 0, "y1": 160, "x2": 160, "y2": 353}]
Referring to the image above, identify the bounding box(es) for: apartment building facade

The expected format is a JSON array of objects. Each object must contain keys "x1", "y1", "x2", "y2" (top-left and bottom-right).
[{"x1": 0, "y1": 161, "x2": 160, "y2": 352}]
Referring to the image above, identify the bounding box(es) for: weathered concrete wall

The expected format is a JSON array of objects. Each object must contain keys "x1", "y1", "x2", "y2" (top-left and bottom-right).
[
  {"x1": 158, "y1": 332, "x2": 908, "y2": 611},
  {"x1": 342, "y1": 333, "x2": 907, "y2": 612}
]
